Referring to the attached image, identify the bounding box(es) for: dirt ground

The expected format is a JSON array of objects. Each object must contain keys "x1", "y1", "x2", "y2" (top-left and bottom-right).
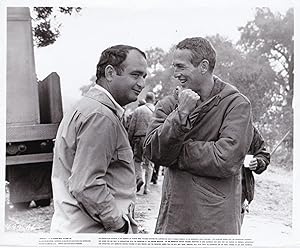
[{"x1": 5, "y1": 166, "x2": 293, "y2": 240}]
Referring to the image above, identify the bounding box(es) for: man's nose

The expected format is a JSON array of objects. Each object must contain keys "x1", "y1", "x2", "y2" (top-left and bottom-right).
[
  {"x1": 173, "y1": 70, "x2": 181, "y2": 79},
  {"x1": 137, "y1": 77, "x2": 145, "y2": 89}
]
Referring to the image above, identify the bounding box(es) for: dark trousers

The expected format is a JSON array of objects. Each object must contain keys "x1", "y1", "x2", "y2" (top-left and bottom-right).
[{"x1": 151, "y1": 163, "x2": 160, "y2": 183}]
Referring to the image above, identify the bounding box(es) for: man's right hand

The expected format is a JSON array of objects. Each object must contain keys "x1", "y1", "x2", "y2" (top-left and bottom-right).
[{"x1": 178, "y1": 89, "x2": 200, "y2": 115}]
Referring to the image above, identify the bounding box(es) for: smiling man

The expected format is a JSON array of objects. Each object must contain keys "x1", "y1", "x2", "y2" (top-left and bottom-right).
[
  {"x1": 144, "y1": 37, "x2": 253, "y2": 234},
  {"x1": 51, "y1": 45, "x2": 147, "y2": 233}
]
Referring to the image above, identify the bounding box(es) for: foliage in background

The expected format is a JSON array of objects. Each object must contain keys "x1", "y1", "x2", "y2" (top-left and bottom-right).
[
  {"x1": 144, "y1": 46, "x2": 179, "y2": 100},
  {"x1": 237, "y1": 7, "x2": 294, "y2": 168},
  {"x1": 79, "y1": 75, "x2": 96, "y2": 96},
  {"x1": 32, "y1": 7, "x2": 81, "y2": 47},
  {"x1": 238, "y1": 7, "x2": 294, "y2": 106}
]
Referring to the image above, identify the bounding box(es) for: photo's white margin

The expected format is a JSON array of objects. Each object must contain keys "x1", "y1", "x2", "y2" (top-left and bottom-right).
[
  {"x1": 292, "y1": 0, "x2": 300, "y2": 246},
  {"x1": 0, "y1": 0, "x2": 299, "y2": 247},
  {"x1": 0, "y1": 0, "x2": 6, "y2": 235}
]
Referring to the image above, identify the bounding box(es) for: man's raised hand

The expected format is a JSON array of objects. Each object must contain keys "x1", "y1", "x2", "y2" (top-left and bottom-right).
[{"x1": 178, "y1": 89, "x2": 200, "y2": 115}]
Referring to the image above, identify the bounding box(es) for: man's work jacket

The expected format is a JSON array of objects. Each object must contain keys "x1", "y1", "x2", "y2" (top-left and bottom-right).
[
  {"x1": 51, "y1": 87, "x2": 136, "y2": 233},
  {"x1": 144, "y1": 77, "x2": 253, "y2": 234}
]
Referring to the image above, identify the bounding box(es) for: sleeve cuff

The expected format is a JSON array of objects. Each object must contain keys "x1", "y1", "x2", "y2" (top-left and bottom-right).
[
  {"x1": 176, "y1": 110, "x2": 193, "y2": 133},
  {"x1": 108, "y1": 213, "x2": 127, "y2": 231},
  {"x1": 254, "y1": 159, "x2": 267, "y2": 174}
]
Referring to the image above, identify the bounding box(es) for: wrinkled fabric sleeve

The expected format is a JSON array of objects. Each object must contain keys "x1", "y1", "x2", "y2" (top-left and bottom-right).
[
  {"x1": 128, "y1": 111, "x2": 137, "y2": 147},
  {"x1": 178, "y1": 100, "x2": 253, "y2": 178},
  {"x1": 68, "y1": 112, "x2": 125, "y2": 231},
  {"x1": 250, "y1": 127, "x2": 271, "y2": 174},
  {"x1": 144, "y1": 98, "x2": 192, "y2": 166}
]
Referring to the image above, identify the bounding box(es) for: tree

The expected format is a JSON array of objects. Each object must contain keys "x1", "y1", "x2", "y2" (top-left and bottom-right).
[
  {"x1": 145, "y1": 47, "x2": 166, "y2": 72},
  {"x1": 32, "y1": 7, "x2": 82, "y2": 47},
  {"x1": 238, "y1": 8, "x2": 293, "y2": 168},
  {"x1": 209, "y1": 35, "x2": 276, "y2": 124},
  {"x1": 238, "y1": 7, "x2": 294, "y2": 106},
  {"x1": 144, "y1": 46, "x2": 179, "y2": 100}
]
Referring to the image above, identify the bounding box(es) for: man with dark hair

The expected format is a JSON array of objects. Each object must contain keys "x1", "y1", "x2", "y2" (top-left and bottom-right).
[
  {"x1": 51, "y1": 45, "x2": 147, "y2": 233},
  {"x1": 128, "y1": 92, "x2": 156, "y2": 194},
  {"x1": 144, "y1": 37, "x2": 253, "y2": 234}
]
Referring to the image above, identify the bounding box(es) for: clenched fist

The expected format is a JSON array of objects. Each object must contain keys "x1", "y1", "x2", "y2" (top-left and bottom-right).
[{"x1": 178, "y1": 89, "x2": 201, "y2": 115}]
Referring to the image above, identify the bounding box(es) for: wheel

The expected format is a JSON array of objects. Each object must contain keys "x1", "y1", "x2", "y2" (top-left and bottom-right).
[{"x1": 35, "y1": 198, "x2": 51, "y2": 207}]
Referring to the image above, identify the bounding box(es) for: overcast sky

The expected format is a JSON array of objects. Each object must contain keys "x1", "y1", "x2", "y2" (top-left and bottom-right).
[{"x1": 22, "y1": 0, "x2": 293, "y2": 110}]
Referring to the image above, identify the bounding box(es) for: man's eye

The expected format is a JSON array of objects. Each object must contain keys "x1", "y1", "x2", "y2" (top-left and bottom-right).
[
  {"x1": 173, "y1": 64, "x2": 184, "y2": 70},
  {"x1": 132, "y1": 74, "x2": 140, "y2": 79}
]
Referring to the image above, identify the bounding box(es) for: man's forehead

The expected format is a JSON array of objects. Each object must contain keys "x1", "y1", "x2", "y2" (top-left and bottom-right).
[
  {"x1": 172, "y1": 49, "x2": 193, "y2": 64},
  {"x1": 121, "y1": 51, "x2": 147, "y2": 75},
  {"x1": 123, "y1": 50, "x2": 147, "y2": 67}
]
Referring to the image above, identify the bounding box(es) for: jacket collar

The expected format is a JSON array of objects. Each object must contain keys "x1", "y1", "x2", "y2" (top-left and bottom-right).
[
  {"x1": 85, "y1": 85, "x2": 124, "y2": 119},
  {"x1": 188, "y1": 77, "x2": 230, "y2": 123},
  {"x1": 145, "y1": 102, "x2": 155, "y2": 111},
  {"x1": 172, "y1": 75, "x2": 239, "y2": 122},
  {"x1": 192, "y1": 76, "x2": 225, "y2": 111}
]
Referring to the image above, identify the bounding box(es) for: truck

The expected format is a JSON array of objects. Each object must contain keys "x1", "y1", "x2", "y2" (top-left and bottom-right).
[{"x1": 6, "y1": 7, "x2": 63, "y2": 208}]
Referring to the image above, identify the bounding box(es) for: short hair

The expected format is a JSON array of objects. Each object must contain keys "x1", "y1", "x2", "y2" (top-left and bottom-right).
[
  {"x1": 96, "y1": 45, "x2": 146, "y2": 81},
  {"x1": 176, "y1": 37, "x2": 216, "y2": 72},
  {"x1": 145, "y1": 92, "x2": 155, "y2": 103}
]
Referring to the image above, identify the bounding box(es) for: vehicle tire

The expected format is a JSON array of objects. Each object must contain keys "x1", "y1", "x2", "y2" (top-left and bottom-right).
[{"x1": 35, "y1": 198, "x2": 51, "y2": 207}]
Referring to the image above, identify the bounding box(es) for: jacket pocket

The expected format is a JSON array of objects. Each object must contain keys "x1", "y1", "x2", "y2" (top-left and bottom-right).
[
  {"x1": 192, "y1": 176, "x2": 226, "y2": 203},
  {"x1": 117, "y1": 148, "x2": 133, "y2": 164}
]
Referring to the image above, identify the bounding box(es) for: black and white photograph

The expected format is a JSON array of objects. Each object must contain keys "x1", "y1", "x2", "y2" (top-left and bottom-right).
[{"x1": 0, "y1": 0, "x2": 299, "y2": 247}]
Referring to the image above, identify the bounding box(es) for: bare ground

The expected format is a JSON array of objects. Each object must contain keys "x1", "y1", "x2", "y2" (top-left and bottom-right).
[
  {"x1": 241, "y1": 166, "x2": 293, "y2": 245},
  {"x1": 245, "y1": 166, "x2": 293, "y2": 228},
  {"x1": 5, "y1": 166, "x2": 293, "y2": 237}
]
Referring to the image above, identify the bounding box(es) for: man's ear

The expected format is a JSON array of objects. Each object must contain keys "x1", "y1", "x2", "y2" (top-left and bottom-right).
[
  {"x1": 105, "y1": 65, "x2": 115, "y2": 81},
  {"x1": 200, "y1": 59, "x2": 209, "y2": 74}
]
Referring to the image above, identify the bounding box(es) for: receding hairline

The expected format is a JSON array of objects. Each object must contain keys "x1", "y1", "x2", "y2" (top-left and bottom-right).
[
  {"x1": 120, "y1": 49, "x2": 148, "y2": 69},
  {"x1": 123, "y1": 46, "x2": 147, "y2": 60}
]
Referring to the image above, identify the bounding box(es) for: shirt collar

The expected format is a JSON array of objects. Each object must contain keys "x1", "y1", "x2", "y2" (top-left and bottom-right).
[{"x1": 94, "y1": 84, "x2": 124, "y2": 119}]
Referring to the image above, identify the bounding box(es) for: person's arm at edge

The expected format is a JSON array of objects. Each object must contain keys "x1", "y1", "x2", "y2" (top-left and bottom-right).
[{"x1": 252, "y1": 127, "x2": 271, "y2": 174}]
